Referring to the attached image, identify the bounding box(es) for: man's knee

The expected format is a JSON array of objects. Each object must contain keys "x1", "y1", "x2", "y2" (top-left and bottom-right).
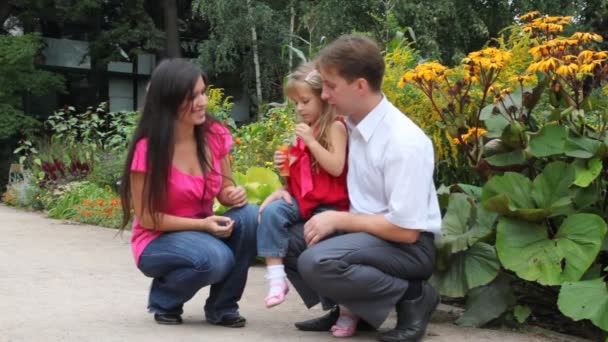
[{"x1": 297, "y1": 247, "x2": 325, "y2": 283}]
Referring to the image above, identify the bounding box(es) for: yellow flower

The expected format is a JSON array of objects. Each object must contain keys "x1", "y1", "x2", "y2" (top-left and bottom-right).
[
  {"x1": 556, "y1": 63, "x2": 579, "y2": 76},
  {"x1": 518, "y1": 11, "x2": 540, "y2": 22},
  {"x1": 509, "y1": 74, "x2": 535, "y2": 84},
  {"x1": 579, "y1": 63, "x2": 597, "y2": 74},
  {"x1": 452, "y1": 127, "x2": 487, "y2": 144},
  {"x1": 571, "y1": 32, "x2": 604, "y2": 43},
  {"x1": 400, "y1": 61, "x2": 448, "y2": 85}
]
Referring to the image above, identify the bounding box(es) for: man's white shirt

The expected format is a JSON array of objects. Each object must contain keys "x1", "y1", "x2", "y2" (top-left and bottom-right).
[{"x1": 346, "y1": 96, "x2": 442, "y2": 237}]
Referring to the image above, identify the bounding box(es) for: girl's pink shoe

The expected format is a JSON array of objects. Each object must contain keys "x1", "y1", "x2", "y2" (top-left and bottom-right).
[
  {"x1": 264, "y1": 279, "x2": 289, "y2": 308},
  {"x1": 330, "y1": 312, "x2": 359, "y2": 338}
]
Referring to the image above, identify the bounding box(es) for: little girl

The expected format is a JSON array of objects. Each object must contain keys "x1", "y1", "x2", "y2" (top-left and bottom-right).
[{"x1": 256, "y1": 62, "x2": 349, "y2": 307}]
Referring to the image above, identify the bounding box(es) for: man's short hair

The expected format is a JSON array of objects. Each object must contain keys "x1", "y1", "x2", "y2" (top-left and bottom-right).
[{"x1": 316, "y1": 35, "x2": 385, "y2": 92}]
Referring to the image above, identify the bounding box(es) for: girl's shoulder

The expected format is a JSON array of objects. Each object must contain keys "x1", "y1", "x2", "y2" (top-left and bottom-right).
[{"x1": 330, "y1": 118, "x2": 348, "y2": 133}]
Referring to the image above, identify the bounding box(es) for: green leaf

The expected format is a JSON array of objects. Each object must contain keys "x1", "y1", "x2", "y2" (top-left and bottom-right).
[
  {"x1": 436, "y1": 193, "x2": 497, "y2": 254},
  {"x1": 482, "y1": 163, "x2": 576, "y2": 222},
  {"x1": 565, "y1": 136, "x2": 601, "y2": 158},
  {"x1": 484, "y1": 149, "x2": 527, "y2": 167},
  {"x1": 529, "y1": 124, "x2": 567, "y2": 157},
  {"x1": 558, "y1": 278, "x2": 608, "y2": 331},
  {"x1": 531, "y1": 161, "x2": 574, "y2": 213},
  {"x1": 513, "y1": 305, "x2": 532, "y2": 323},
  {"x1": 455, "y1": 274, "x2": 515, "y2": 327},
  {"x1": 245, "y1": 167, "x2": 282, "y2": 189},
  {"x1": 482, "y1": 172, "x2": 535, "y2": 214},
  {"x1": 573, "y1": 158, "x2": 602, "y2": 188},
  {"x1": 436, "y1": 184, "x2": 450, "y2": 209},
  {"x1": 496, "y1": 214, "x2": 607, "y2": 285},
  {"x1": 430, "y1": 243, "x2": 500, "y2": 298},
  {"x1": 451, "y1": 184, "x2": 482, "y2": 202},
  {"x1": 481, "y1": 107, "x2": 510, "y2": 139}
]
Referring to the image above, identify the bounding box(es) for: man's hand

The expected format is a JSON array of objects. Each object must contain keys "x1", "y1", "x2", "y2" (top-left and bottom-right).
[
  {"x1": 220, "y1": 185, "x2": 248, "y2": 207},
  {"x1": 304, "y1": 210, "x2": 339, "y2": 246}
]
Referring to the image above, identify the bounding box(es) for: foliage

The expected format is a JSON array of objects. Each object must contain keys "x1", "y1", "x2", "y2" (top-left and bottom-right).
[
  {"x1": 13, "y1": 103, "x2": 138, "y2": 187},
  {"x1": 214, "y1": 167, "x2": 282, "y2": 214},
  {"x1": 230, "y1": 104, "x2": 296, "y2": 173},
  {"x1": 383, "y1": 40, "x2": 475, "y2": 185},
  {"x1": 401, "y1": 12, "x2": 608, "y2": 336},
  {"x1": 0, "y1": 34, "x2": 64, "y2": 140},
  {"x1": 1, "y1": 172, "x2": 42, "y2": 210},
  {"x1": 207, "y1": 86, "x2": 236, "y2": 130},
  {"x1": 45, "y1": 181, "x2": 122, "y2": 229},
  {"x1": 193, "y1": 0, "x2": 289, "y2": 102}
]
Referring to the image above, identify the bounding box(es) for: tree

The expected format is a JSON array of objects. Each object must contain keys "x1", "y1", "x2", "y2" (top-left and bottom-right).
[{"x1": 193, "y1": 0, "x2": 290, "y2": 114}]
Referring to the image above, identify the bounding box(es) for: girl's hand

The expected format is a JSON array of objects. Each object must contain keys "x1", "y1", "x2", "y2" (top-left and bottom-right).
[
  {"x1": 295, "y1": 123, "x2": 315, "y2": 145},
  {"x1": 274, "y1": 150, "x2": 287, "y2": 170},
  {"x1": 258, "y1": 188, "x2": 292, "y2": 223},
  {"x1": 202, "y1": 215, "x2": 234, "y2": 238},
  {"x1": 220, "y1": 185, "x2": 248, "y2": 207}
]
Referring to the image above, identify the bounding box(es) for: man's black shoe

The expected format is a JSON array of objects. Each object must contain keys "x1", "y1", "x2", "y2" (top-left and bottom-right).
[
  {"x1": 377, "y1": 282, "x2": 439, "y2": 342},
  {"x1": 206, "y1": 314, "x2": 247, "y2": 328},
  {"x1": 295, "y1": 306, "x2": 377, "y2": 332},
  {"x1": 154, "y1": 313, "x2": 183, "y2": 325},
  {"x1": 295, "y1": 306, "x2": 340, "y2": 331}
]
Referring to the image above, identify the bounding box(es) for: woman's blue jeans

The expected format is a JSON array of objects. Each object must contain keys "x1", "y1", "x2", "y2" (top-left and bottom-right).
[{"x1": 137, "y1": 204, "x2": 258, "y2": 321}]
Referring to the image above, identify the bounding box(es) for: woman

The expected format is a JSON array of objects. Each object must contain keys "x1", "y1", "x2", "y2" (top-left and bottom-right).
[{"x1": 119, "y1": 58, "x2": 258, "y2": 327}]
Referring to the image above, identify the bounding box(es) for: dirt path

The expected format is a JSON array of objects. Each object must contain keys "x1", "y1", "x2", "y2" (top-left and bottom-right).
[{"x1": 0, "y1": 204, "x2": 587, "y2": 342}]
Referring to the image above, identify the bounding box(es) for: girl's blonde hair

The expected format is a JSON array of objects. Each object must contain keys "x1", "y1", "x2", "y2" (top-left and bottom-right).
[{"x1": 285, "y1": 61, "x2": 336, "y2": 172}]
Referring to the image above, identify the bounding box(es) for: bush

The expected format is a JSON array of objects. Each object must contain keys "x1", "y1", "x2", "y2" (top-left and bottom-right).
[
  {"x1": 1, "y1": 172, "x2": 42, "y2": 210},
  {"x1": 46, "y1": 181, "x2": 122, "y2": 228},
  {"x1": 400, "y1": 12, "x2": 608, "y2": 339},
  {"x1": 231, "y1": 105, "x2": 296, "y2": 174}
]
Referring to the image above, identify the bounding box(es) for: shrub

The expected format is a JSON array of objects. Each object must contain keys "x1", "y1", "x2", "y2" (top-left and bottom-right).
[{"x1": 400, "y1": 12, "x2": 608, "y2": 338}]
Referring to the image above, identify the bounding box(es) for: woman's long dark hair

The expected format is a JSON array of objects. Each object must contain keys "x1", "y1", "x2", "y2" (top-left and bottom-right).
[{"x1": 119, "y1": 58, "x2": 218, "y2": 230}]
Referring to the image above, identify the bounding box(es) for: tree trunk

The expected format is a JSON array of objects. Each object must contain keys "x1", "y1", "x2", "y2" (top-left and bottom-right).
[
  {"x1": 163, "y1": 0, "x2": 181, "y2": 58},
  {"x1": 132, "y1": 55, "x2": 139, "y2": 110},
  {"x1": 288, "y1": 1, "x2": 295, "y2": 72},
  {"x1": 246, "y1": 0, "x2": 263, "y2": 119}
]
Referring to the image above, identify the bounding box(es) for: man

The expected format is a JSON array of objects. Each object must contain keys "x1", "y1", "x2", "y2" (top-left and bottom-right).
[{"x1": 283, "y1": 35, "x2": 442, "y2": 342}]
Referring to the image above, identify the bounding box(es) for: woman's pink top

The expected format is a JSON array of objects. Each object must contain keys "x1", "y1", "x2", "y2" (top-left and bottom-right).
[{"x1": 129, "y1": 122, "x2": 232, "y2": 265}]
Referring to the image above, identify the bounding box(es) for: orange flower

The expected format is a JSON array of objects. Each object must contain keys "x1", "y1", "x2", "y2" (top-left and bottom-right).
[{"x1": 234, "y1": 138, "x2": 242, "y2": 145}]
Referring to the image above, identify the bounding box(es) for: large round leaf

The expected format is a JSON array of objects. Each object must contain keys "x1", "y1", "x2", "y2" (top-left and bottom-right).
[
  {"x1": 482, "y1": 172, "x2": 534, "y2": 213},
  {"x1": 531, "y1": 161, "x2": 574, "y2": 214},
  {"x1": 529, "y1": 124, "x2": 567, "y2": 157},
  {"x1": 558, "y1": 278, "x2": 608, "y2": 331},
  {"x1": 436, "y1": 193, "x2": 497, "y2": 254},
  {"x1": 455, "y1": 273, "x2": 515, "y2": 327},
  {"x1": 430, "y1": 242, "x2": 500, "y2": 298},
  {"x1": 484, "y1": 150, "x2": 527, "y2": 167},
  {"x1": 482, "y1": 162, "x2": 575, "y2": 222},
  {"x1": 565, "y1": 136, "x2": 601, "y2": 158},
  {"x1": 496, "y1": 214, "x2": 607, "y2": 285},
  {"x1": 573, "y1": 158, "x2": 602, "y2": 188}
]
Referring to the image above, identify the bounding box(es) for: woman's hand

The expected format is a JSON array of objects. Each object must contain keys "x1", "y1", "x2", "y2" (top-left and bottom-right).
[
  {"x1": 219, "y1": 185, "x2": 248, "y2": 207},
  {"x1": 258, "y1": 188, "x2": 292, "y2": 223},
  {"x1": 295, "y1": 123, "x2": 315, "y2": 146},
  {"x1": 274, "y1": 150, "x2": 287, "y2": 170},
  {"x1": 202, "y1": 215, "x2": 234, "y2": 238}
]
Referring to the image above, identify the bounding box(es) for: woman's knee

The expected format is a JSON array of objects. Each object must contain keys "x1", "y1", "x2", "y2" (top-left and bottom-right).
[{"x1": 191, "y1": 244, "x2": 235, "y2": 282}]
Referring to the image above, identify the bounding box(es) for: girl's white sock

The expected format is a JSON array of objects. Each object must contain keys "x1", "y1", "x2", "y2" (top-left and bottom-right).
[
  {"x1": 266, "y1": 264, "x2": 286, "y2": 280},
  {"x1": 266, "y1": 264, "x2": 287, "y2": 296}
]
